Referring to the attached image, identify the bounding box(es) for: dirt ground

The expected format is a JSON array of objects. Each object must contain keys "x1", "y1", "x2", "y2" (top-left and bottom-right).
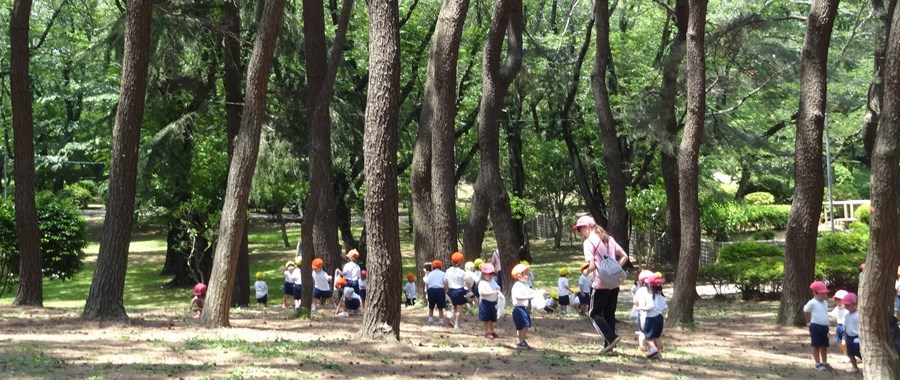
[{"x1": 0, "y1": 298, "x2": 865, "y2": 379}]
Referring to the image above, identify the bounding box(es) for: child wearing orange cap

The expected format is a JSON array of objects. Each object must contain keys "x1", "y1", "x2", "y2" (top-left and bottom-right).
[
  {"x1": 311, "y1": 258, "x2": 333, "y2": 312},
  {"x1": 339, "y1": 249, "x2": 362, "y2": 295},
  {"x1": 426, "y1": 260, "x2": 447, "y2": 325},
  {"x1": 334, "y1": 277, "x2": 361, "y2": 316},
  {"x1": 404, "y1": 273, "x2": 417, "y2": 306},
  {"x1": 841, "y1": 292, "x2": 860, "y2": 373},
  {"x1": 445, "y1": 252, "x2": 468, "y2": 328},
  {"x1": 511, "y1": 263, "x2": 535, "y2": 349},
  {"x1": 804, "y1": 280, "x2": 831, "y2": 371}
]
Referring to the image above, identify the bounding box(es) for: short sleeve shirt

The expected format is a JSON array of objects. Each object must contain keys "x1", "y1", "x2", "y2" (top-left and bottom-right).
[
  {"x1": 803, "y1": 298, "x2": 829, "y2": 326},
  {"x1": 558, "y1": 277, "x2": 571, "y2": 297},
  {"x1": 426, "y1": 269, "x2": 445, "y2": 289},
  {"x1": 342, "y1": 262, "x2": 361, "y2": 281},
  {"x1": 313, "y1": 269, "x2": 331, "y2": 291},
  {"x1": 445, "y1": 267, "x2": 467, "y2": 289},
  {"x1": 511, "y1": 281, "x2": 533, "y2": 307},
  {"x1": 843, "y1": 311, "x2": 859, "y2": 337},
  {"x1": 254, "y1": 280, "x2": 268, "y2": 298},
  {"x1": 479, "y1": 278, "x2": 501, "y2": 302},
  {"x1": 404, "y1": 282, "x2": 417, "y2": 298}
]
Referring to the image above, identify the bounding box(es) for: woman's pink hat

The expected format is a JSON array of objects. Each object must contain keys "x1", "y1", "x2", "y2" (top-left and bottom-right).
[
  {"x1": 809, "y1": 281, "x2": 828, "y2": 294},
  {"x1": 572, "y1": 215, "x2": 596, "y2": 230}
]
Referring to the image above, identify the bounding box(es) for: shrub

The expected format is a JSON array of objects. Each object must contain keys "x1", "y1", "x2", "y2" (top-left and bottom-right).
[
  {"x1": 62, "y1": 183, "x2": 93, "y2": 209},
  {"x1": 1, "y1": 192, "x2": 87, "y2": 281},
  {"x1": 744, "y1": 192, "x2": 775, "y2": 205},
  {"x1": 816, "y1": 252, "x2": 866, "y2": 292},
  {"x1": 746, "y1": 205, "x2": 791, "y2": 231},
  {"x1": 847, "y1": 222, "x2": 869, "y2": 235},
  {"x1": 74, "y1": 179, "x2": 99, "y2": 197},
  {"x1": 717, "y1": 241, "x2": 783, "y2": 263},
  {"x1": 817, "y1": 231, "x2": 868, "y2": 256},
  {"x1": 854, "y1": 204, "x2": 871, "y2": 225},
  {"x1": 701, "y1": 200, "x2": 749, "y2": 241},
  {"x1": 752, "y1": 230, "x2": 776, "y2": 240},
  {"x1": 699, "y1": 257, "x2": 783, "y2": 300}
]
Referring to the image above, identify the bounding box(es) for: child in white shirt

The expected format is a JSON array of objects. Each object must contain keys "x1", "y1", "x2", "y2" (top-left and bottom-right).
[
  {"x1": 445, "y1": 252, "x2": 468, "y2": 328},
  {"x1": 511, "y1": 264, "x2": 535, "y2": 350},
  {"x1": 426, "y1": 260, "x2": 447, "y2": 325},
  {"x1": 557, "y1": 268, "x2": 573, "y2": 314},
  {"x1": 282, "y1": 261, "x2": 296, "y2": 310},
  {"x1": 841, "y1": 292, "x2": 860, "y2": 373},
  {"x1": 478, "y1": 263, "x2": 501, "y2": 339},
  {"x1": 636, "y1": 275, "x2": 667, "y2": 359},
  {"x1": 311, "y1": 258, "x2": 333, "y2": 312},
  {"x1": 577, "y1": 263, "x2": 591, "y2": 315},
  {"x1": 254, "y1": 272, "x2": 268, "y2": 308},
  {"x1": 337, "y1": 286, "x2": 362, "y2": 316},
  {"x1": 830, "y1": 290, "x2": 849, "y2": 360},
  {"x1": 804, "y1": 281, "x2": 831, "y2": 371},
  {"x1": 404, "y1": 273, "x2": 417, "y2": 306}
]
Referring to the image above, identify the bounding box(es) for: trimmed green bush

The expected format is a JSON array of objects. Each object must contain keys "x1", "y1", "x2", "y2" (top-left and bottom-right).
[
  {"x1": 854, "y1": 204, "x2": 871, "y2": 225},
  {"x1": 699, "y1": 257, "x2": 783, "y2": 300},
  {"x1": 62, "y1": 183, "x2": 93, "y2": 209},
  {"x1": 746, "y1": 205, "x2": 791, "y2": 231},
  {"x1": 744, "y1": 192, "x2": 775, "y2": 205},
  {"x1": 817, "y1": 231, "x2": 868, "y2": 256},
  {"x1": 717, "y1": 241, "x2": 784, "y2": 263},
  {"x1": 701, "y1": 200, "x2": 749, "y2": 241},
  {"x1": 1, "y1": 192, "x2": 87, "y2": 281},
  {"x1": 752, "y1": 230, "x2": 776, "y2": 240},
  {"x1": 815, "y1": 253, "x2": 866, "y2": 292}
]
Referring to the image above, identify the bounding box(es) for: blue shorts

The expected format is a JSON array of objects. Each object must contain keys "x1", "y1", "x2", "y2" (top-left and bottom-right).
[
  {"x1": 835, "y1": 323, "x2": 845, "y2": 343},
  {"x1": 256, "y1": 295, "x2": 268, "y2": 304},
  {"x1": 347, "y1": 280, "x2": 360, "y2": 295},
  {"x1": 345, "y1": 298, "x2": 360, "y2": 311},
  {"x1": 809, "y1": 323, "x2": 829, "y2": 348},
  {"x1": 559, "y1": 295, "x2": 570, "y2": 306},
  {"x1": 313, "y1": 288, "x2": 332, "y2": 300},
  {"x1": 513, "y1": 306, "x2": 531, "y2": 330},
  {"x1": 448, "y1": 288, "x2": 467, "y2": 306},
  {"x1": 283, "y1": 281, "x2": 293, "y2": 295},
  {"x1": 292, "y1": 284, "x2": 302, "y2": 299},
  {"x1": 359, "y1": 289, "x2": 367, "y2": 301},
  {"x1": 846, "y1": 335, "x2": 861, "y2": 358},
  {"x1": 642, "y1": 314, "x2": 664, "y2": 339},
  {"x1": 578, "y1": 292, "x2": 590, "y2": 306},
  {"x1": 895, "y1": 295, "x2": 900, "y2": 312},
  {"x1": 427, "y1": 288, "x2": 446, "y2": 309},
  {"x1": 479, "y1": 299, "x2": 498, "y2": 322}
]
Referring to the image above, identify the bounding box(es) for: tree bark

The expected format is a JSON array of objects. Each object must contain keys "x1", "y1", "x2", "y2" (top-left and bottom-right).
[
  {"x1": 301, "y1": 0, "x2": 354, "y2": 308},
  {"x1": 658, "y1": 0, "x2": 687, "y2": 268},
  {"x1": 860, "y1": 2, "x2": 900, "y2": 376},
  {"x1": 427, "y1": 0, "x2": 468, "y2": 263},
  {"x1": 862, "y1": 0, "x2": 898, "y2": 158},
  {"x1": 10, "y1": 0, "x2": 42, "y2": 307},
  {"x1": 777, "y1": 0, "x2": 839, "y2": 326},
  {"x1": 82, "y1": 0, "x2": 153, "y2": 319},
  {"x1": 223, "y1": 0, "x2": 251, "y2": 309},
  {"x1": 466, "y1": 0, "x2": 524, "y2": 296},
  {"x1": 358, "y1": 0, "x2": 402, "y2": 340},
  {"x1": 591, "y1": 0, "x2": 629, "y2": 252},
  {"x1": 200, "y1": 0, "x2": 286, "y2": 327},
  {"x1": 666, "y1": 0, "x2": 707, "y2": 327}
]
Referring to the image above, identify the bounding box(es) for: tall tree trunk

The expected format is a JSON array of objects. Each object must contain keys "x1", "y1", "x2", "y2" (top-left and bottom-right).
[
  {"x1": 860, "y1": 3, "x2": 900, "y2": 377},
  {"x1": 300, "y1": 0, "x2": 353, "y2": 309},
  {"x1": 82, "y1": 0, "x2": 153, "y2": 319},
  {"x1": 411, "y1": 114, "x2": 434, "y2": 271},
  {"x1": 504, "y1": 113, "x2": 530, "y2": 262},
  {"x1": 467, "y1": 0, "x2": 523, "y2": 296},
  {"x1": 658, "y1": 0, "x2": 687, "y2": 268},
  {"x1": 666, "y1": 0, "x2": 707, "y2": 327},
  {"x1": 777, "y1": 0, "x2": 839, "y2": 326},
  {"x1": 200, "y1": 0, "x2": 286, "y2": 327},
  {"x1": 591, "y1": 0, "x2": 629, "y2": 252},
  {"x1": 358, "y1": 0, "x2": 402, "y2": 340},
  {"x1": 426, "y1": 0, "x2": 468, "y2": 263},
  {"x1": 863, "y1": 0, "x2": 898, "y2": 158},
  {"x1": 10, "y1": 0, "x2": 42, "y2": 307},
  {"x1": 223, "y1": 0, "x2": 251, "y2": 309}
]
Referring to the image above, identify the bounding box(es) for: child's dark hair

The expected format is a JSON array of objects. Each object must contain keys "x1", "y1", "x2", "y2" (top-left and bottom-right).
[
  {"x1": 424, "y1": 263, "x2": 432, "y2": 271},
  {"x1": 650, "y1": 284, "x2": 664, "y2": 300}
]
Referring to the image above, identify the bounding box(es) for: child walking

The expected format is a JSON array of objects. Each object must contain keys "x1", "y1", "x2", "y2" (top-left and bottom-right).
[
  {"x1": 511, "y1": 263, "x2": 535, "y2": 350},
  {"x1": 558, "y1": 268, "x2": 573, "y2": 314},
  {"x1": 311, "y1": 258, "x2": 333, "y2": 312},
  {"x1": 804, "y1": 281, "x2": 831, "y2": 371},
  {"x1": 426, "y1": 260, "x2": 447, "y2": 326},
  {"x1": 830, "y1": 290, "x2": 849, "y2": 360},
  {"x1": 254, "y1": 272, "x2": 268, "y2": 308},
  {"x1": 404, "y1": 273, "x2": 417, "y2": 306},
  {"x1": 478, "y1": 263, "x2": 501, "y2": 339},
  {"x1": 445, "y1": 252, "x2": 468, "y2": 328},
  {"x1": 282, "y1": 261, "x2": 296, "y2": 310},
  {"x1": 842, "y1": 292, "x2": 860, "y2": 373},
  {"x1": 291, "y1": 259, "x2": 303, "y2": 309},
  {"x1": 636, "y1": 274, "x2": 667, "y2": 359}
]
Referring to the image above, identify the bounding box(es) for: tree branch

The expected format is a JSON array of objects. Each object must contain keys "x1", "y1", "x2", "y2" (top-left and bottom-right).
[
  {"x1": 651, "y1": 0, "x2": 676, "y2": 16},
  {"x1": 32, "y1": 0, "x2": 70, "y2": 52},
  {"x1": 399, "y1": 0, "x2": 420, "y2": 28}
]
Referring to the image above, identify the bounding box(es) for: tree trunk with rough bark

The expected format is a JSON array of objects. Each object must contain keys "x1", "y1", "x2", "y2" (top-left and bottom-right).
[
  {"x1": 358, "y1": 0, "x2": 402, "y2": 340},
  {"x1": 591, "y1": 0, "x2": 628, "y2": 252},
  {"x1": 82, "y1": 0, "x2": 153, "y2": 319},
  {"x1": 466, "y1": 0, "x2": 523, "y2": 296},
  {"x1": 863, "y1": 0, "x2": 898, "y2": 158},
  {"x1": 666, "y1": 0, "x2": 707, "y2": 327},
  {"x1": 200, "y1": 0, "x2": 286, "y2": 327},
  {"x1": 860, "y1": 3, "x2": 900, "y2": 377},
  {"x1": 777, "y1": 0, "x2": 839, "y2": 327},
  {"x1": 300, "y1": 0, "x2": 354, "y2": 309},
  {"x1": 10, "y1": 0, "x2": 42, "y2": 307}
]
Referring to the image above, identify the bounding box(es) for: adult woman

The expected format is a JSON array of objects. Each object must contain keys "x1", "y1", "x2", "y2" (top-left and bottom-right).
[{"x1": 574, "y1": 215, "x2": 629, "y2": 354}]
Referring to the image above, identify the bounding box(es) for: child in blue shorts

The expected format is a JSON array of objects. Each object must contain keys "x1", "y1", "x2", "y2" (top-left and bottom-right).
[
  {"x1": 803, "y1": 281, "x2": 831, "y2": 371},
  {"x1": 478, "y1": 263, "x2": 501, "y2": 339},
  {"x1": 281, "y1": 261, "x2": 296, "y2": 310},
  {"x1": 841, "y1": 293, "x2": 860, "y2": 373},
  {"x1": 511, "y1": 263, "x2": 535, "y2": 350},
  {"x1": 830, "y1": 290, "x2": 849, "y2": 359},
  {"x1": 426, "y1": 260, "x2": 447, "y2": 326}
]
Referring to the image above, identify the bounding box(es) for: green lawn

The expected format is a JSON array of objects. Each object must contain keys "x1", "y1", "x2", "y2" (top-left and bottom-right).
[{"x1": 1, "y1": 220, "x2": 588, "y2": 310}]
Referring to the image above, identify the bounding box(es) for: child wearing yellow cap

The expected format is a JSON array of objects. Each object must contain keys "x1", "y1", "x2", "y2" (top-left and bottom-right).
[
  {"x1": 558, "y1": 268, "x2": 573, "y2": 314},
  {"x1": 254, "y1": 272, "x2": 268, "y2": 308}
]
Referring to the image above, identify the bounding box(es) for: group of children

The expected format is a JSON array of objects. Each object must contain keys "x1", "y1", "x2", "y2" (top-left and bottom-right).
[{"x1": 804, "y1": 280, "x2": 861, "y2": 373}]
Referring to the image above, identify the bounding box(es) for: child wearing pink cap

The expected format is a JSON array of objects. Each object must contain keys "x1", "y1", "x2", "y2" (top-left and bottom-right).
[
  {"x1": 478, "y1": 263, "x2": 501, "y2": 339},
  {"x1": 830, "y1": 290, "x2": 849, "y2": 360},
  {"x1": 803, "y1": 280, "x2": 831, "y2": 371},
  {"x1": 841, "y1": 292, "x2": 860, "y2": 373}
]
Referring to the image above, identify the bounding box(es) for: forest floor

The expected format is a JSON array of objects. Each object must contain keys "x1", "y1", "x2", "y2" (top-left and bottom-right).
[{"x1": 0, "y1": 298, "x2": 863, "y2": 379}]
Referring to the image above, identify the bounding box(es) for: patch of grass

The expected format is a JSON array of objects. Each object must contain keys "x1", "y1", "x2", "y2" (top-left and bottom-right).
[
  {"x1": 539, "y1": 353, "x2": 574, "y2": 367},
  {"x1": 0, "y1": 343, "x2": 63, "y2": 376}
]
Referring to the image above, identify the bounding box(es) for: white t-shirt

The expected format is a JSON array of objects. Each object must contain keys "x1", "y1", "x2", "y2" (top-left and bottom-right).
[
  {"x1": 360, "y1": 279, "x2": 367, "y2": 290},
  {"x1": 895, "y1": 278, "x2": 900, "y2": 296},
  {"x1": 342, "y1": 262, "x2": 361, "y2": 281},
  {"x1": 558, "y1": 277, "x2": 571, "y2": 297},
  {"x1": 479, "y1": 278, "x2": 501, "y2": 302},
  {"x1": 511, "y1": 281, "x2": 534, "y2": 307},
  {"x1": 312, "y1": 269, "x2": 331, "y2": 291},
  {"x1": 254, "y1": 280, "x2": 268, "y2": 298},
  {"x1": 283, "y1": 269, "x2": 293, "y2": 282},
  {"x1": 342, "y1": 287, "x2": 361, "y2": 301},
  {"x1": 803, "y1": 298, "x2": 830, "y2": 326},
  {"x1": 637, "y1": 290, "x2": 661, "y2": 318},
  {"x1": 830, "y1": 305, "x2": 848, "y2": 324},
  {"x1": 843, "y1": 310, "x2": 859, "y2": 337},
  {"x1": 578, "y1": 274, "x2": 591, "y2": 294},
  {"x1": 426, "y1": 269, "x2": 445, "y2": 289},
  {"x1": 291, "y1": 270, "x2": 302, "y2": 285},
  {"x1": 445, "y1": 267, "x2": 467, "y2": 289},
  {"x1": 404, "y1": 282, "x2": 417, "y2": 299}
]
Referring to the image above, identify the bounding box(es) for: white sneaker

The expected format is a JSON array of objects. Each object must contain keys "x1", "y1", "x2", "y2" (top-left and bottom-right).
[
  {"x1": 438, "y1": 318, "x2": 445, "y2": 326},
  {"x1": 845, "y1": 368, "x2": 859, "y2": 374},
  {"x1": 454, "y1": 321, "x2": 460, "y2": 329},
  {"x1": 426, "y1": 318, "x2": 434, "y2": 325}
]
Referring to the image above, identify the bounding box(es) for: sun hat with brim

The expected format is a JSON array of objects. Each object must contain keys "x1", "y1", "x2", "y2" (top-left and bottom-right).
[
  {"x1": 841, "y1": 292, "x2": 859, "y2": 305},
  {"x1": 511, "y1": 263, "x2": 530, "y2": 279},
  {"x1": 481, "y1": 263, "x2": 496, "y2": 275},
  {"x1": 311, "y1": 258, "x2": 324, "y2": 270},
  {"x1": 649, "y1": 277, "x2": 664, "y2": 286},
  {"x1": 193, "y1": 283, "x2": 207, "y2": 296},
  {"x1": 572, "y1": 215, "x2": 596, "y2": 230},
  {"x1": 346, "y1": 249, "x2": 360, "y2": 259},
  {"x1": 474, "y1": 258, "x2": 484, "y2": 269},
  {"x1": 834, "y1": 289, "x2": 849, "y2": 301},
  {"x1": 638, "y1": 270, "x2": 655, "y2": 284},
  {"x1": 809, "y1": 281, "x2": 828, "y2": 294},
  {"x1": 285, "y1": 261, "x2": 296, "y2": 268}
]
